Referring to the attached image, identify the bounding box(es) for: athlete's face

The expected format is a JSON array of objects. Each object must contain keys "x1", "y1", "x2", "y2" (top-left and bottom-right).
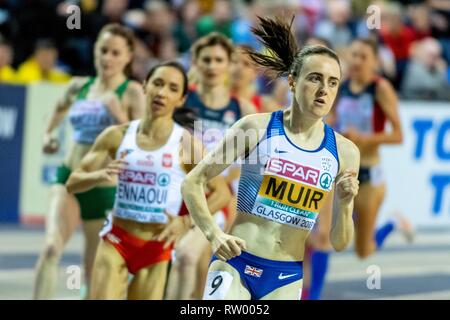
[
  {"x1": 231, "y1": 49, "x2": 257, "y2": 88},
  {"x1": 290, "y1": 55, "x2": 341, "y2": 118},
  {"x1": 195, "y1": 45, "x2": 230, "y2": 87},
  {"x1": 348, "y1": 41, "x2": 377, "y2": 79},
  {"x1": 144, "y1": 66, "x2": 186, "y2": 118},
  {"x1": 94, "y1": 32, "x2": 132, "y2": 78}
]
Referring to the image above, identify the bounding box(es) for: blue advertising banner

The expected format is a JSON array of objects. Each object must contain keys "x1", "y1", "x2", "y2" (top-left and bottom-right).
[{"x1": 0, "y1": 84, "x2": 26, "y2": 223}]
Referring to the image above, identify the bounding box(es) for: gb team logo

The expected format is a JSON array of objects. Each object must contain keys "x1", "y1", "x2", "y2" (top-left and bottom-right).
[
  {"x1": 319, "y1": 173, "x2": 332, "y2": 190},
  {"x1": 244, "y1": 265, "x2": 263, "y2": 278}
]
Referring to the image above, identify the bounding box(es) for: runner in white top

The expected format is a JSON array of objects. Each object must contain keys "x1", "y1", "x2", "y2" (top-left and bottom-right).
[{"x1": 66, "y1": 61, "x2": 230, "y2": 299}]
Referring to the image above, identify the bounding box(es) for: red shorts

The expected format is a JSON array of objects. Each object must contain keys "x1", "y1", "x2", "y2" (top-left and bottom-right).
[{"x1": 102, "y1": 224, "x2": 173, "y2": 274}]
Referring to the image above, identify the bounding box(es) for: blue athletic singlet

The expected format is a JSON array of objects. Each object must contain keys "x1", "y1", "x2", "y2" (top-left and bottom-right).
[
  {"x1": 183, "y1": 88, "x2": 241, "y2": 151},
  {"x1": 236, "y1": 110, "x2": 340, "y2": 231},
  {"x1": 333, "y1": 77, "x2": 386, "y2": 134},
  {"x1": 69, "y1": 77, "x2": 129, "y2": 144}
]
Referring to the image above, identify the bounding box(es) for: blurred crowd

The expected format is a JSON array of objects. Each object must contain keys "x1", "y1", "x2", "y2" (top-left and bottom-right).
[{"x1": 0, "y1": 0, "x2": 449, "y2": 100}]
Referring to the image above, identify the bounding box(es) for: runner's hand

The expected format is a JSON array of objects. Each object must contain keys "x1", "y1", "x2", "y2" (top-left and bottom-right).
[
  {"x1": 99, "y1": 159, "x2": 128, "y2": 183},
  {"x1": 335, "y1": 169, "x2": 359, "y2": 205},
  {"x1": 43, "y1": 134, "x2": 59, "y2": 154},
  {"x1": 210, "y1": 232, "x2": 246, "y2": 261}
]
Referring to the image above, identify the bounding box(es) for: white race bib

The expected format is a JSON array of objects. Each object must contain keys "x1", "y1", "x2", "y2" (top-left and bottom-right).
[
  {"x1": 99, "y1": 211, "x2": 113, "y2": 237},
  {"x1": 203, "y1": 270, "x2": 234, "y2": 300}
]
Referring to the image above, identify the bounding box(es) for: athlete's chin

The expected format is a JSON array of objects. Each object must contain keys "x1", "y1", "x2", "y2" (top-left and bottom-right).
[
  {"x1": 309, "y1": 106, "x2": 329, "y2": 118},
  {"x1": 204, "y1": 78, "x2": 221, "y2": 87},
  {"x1": 151, "y1": 109, "x2": 167, "y2": 117},
  {"x1": 99, "y1": 69, "x2": 118, "y2": 79}
]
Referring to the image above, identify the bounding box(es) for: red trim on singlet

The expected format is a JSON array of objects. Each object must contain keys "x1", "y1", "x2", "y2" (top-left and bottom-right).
[
  {"x1": 373, "y1": 101, "x2": 386, "y2": 133},
  {"x1": 178, "y1": 201, "x2": 189, "y2": 216},
  {"x1": 251, "y1": 95, "x2": 262, "y2": 113},
  {"x1": 222, "y1": 205, "x2": 229, "y2": 219},
  {"x1": 103, "y1": 224, "x2": 173, "y2": 274},
  {"x1": 372, "y1": 76, "x2": 386, "y2": 133}
]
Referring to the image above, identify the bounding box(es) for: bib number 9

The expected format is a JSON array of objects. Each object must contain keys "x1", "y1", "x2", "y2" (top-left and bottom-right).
[
  {"x1": 209, "y1": 275, "x2": 223, "y2": 296},
  {"x1": 203, "y1": 270, "x2": 233, "y2": 300}
]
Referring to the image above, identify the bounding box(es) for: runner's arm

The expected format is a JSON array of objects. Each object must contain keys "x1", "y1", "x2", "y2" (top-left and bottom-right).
[
  {"x1": 66, "y1": 126, "x2": 124, "y2": 194},
  {"x1": 181, "y1": 115, "x2": 262, "y2": 258},
  {"x1": 181, "y1": 131, "x2": 232, "y2": 218},
  {"x1": 330, "y1": 137, "x2": 360, "y2": 251}
]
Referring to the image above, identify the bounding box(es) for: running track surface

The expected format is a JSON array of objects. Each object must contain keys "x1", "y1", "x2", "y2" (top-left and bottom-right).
[{"x1": 0, "y1": 225, "x2": 449, "y2": 300}]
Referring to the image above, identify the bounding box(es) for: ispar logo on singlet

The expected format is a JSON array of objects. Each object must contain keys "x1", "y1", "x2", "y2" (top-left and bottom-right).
[
  {"x1": 261, "y1": 157, "x2": 330, "y2": 213},
  {"x1": 250, "y1": 156, "x2": 330, "y2": 229},
  {"x1": 265, "y1": 158, "x2": 320, "y2": 186},
  {"x1": 119, "y1": 169, "x2": 156, "y2": 185}
]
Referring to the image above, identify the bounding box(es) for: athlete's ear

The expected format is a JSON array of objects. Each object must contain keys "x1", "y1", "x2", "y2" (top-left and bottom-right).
[{"x1": 288, "y1": 74, "x2": 296, "y2": 92}]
